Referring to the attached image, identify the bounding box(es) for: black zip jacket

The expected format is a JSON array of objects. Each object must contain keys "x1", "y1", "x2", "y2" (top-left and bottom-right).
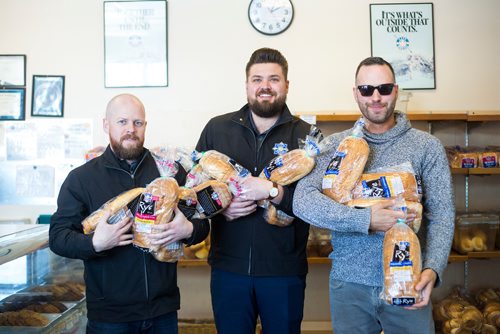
[
  {"x1": 196, "y1": 104, "x2": 313, "y2": 276},
  {"x1": 49, "y1": 146, "x2": 209, "y2": 322}
]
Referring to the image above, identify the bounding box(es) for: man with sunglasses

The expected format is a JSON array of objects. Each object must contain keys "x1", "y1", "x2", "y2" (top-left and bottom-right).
[{"x1": 293, "y1": 57, "x2": 454, "y2": 333}]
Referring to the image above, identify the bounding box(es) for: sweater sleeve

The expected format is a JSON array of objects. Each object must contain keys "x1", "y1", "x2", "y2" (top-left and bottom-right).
[
  {"x1": 293, "y1": 140, "x2": 372, "y2": 233},
  {"x1": 419, "y1": 138, "x2": 455, "y2": 285}
]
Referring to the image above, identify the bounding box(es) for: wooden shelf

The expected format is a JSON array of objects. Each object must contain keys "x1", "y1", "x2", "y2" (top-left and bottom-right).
[
  {"x1": 451, "y1": 168, "x2": 500, "y2": 175},
  {"x1": 177, "y1": 253, "x2": 500, "y2": 266},
  {"x1": 295, "y1": 111, "x2": 500, "y2": 122}
]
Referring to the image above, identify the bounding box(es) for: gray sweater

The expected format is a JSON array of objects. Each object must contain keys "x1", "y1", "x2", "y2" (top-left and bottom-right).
[{"x1": 293, "y1": 112, "x2": 455, "y2": 287}]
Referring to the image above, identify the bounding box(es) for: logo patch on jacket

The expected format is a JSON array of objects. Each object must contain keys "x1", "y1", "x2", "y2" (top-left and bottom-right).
[{"x1": 273, "y1": 142, "x2": 288, "y2": 155}]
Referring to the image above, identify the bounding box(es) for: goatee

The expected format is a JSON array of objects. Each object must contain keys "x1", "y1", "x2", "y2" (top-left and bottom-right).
[{"x1": 110, "y1": 134, "x2": 144, "y2": 160}]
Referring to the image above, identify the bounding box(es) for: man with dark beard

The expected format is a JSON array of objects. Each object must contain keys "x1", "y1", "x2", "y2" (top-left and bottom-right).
[
  {"x1": 50, "y1": 94, "x2": 209, "y2": 334},
  {"x1": 195, "y1": 48, "x2": 314, "y2": 334}
]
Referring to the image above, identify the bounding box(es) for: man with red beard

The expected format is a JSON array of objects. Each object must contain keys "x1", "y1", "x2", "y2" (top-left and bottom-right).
[
  {"x1": 50, "y1": 94, "x2": 209, "y2": 333},
  {"x1": 195, "y1": 48, "x2": 315, "y2": 334}
]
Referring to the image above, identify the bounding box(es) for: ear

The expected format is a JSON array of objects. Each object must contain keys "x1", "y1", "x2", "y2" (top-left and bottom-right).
[
  {"x1": 352, "y1": 86, "x2": 359, "y2": 103},
  {"x1": 103, "y1": 118, "x2": 109, "y2": 134},
  {"x1": 285, "y1": 80, "x2": 290, "y2": 94}
]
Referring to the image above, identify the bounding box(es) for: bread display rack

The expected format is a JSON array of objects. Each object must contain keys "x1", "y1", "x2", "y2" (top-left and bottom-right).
[{"x1": 0, "y1": 224, "x2": 86, "y2": 333}]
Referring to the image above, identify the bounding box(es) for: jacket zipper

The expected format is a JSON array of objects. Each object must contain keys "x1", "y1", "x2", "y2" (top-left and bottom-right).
[{"x1": 143, "y1": 253, "x2": 149, "y2": 301}]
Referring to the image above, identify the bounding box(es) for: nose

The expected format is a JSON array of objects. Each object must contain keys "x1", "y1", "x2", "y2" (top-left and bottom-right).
[
  {"x1": 371, "y1": 89, "x2": 382, "y2": 101},
  {"x1": 126, "y1": 122, "x2": 136, "y2": 133}
]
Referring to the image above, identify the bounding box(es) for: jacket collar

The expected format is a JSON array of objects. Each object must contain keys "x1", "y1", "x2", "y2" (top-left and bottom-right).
[{"x1": 101, "y1": 145, "x2": 150, "y2": 172}]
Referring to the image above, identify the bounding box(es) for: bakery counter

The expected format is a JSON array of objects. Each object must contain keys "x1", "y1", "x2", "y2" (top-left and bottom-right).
[{"x1": 0, "y1": 224, "x2": 86, "y2": 333}]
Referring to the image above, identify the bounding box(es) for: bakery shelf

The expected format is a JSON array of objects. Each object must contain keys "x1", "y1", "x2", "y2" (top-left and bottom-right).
[
  {"x1": 295, "y1": 110, "x2": 500, "y2": 122},
  {"x1": 448, "y1": 251, "x2": 468, "y2": 263},
  {"x1": 451, "y1": 168, "x2": 500, "y2": 175},
  {"x1": 466, "y1": 250, "x2": 500, "y2": 259}
]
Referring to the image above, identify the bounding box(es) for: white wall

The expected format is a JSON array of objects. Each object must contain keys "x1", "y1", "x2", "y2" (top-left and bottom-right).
[{"x1": 1, "y1": 0, "x2": 499, "y2": 151}]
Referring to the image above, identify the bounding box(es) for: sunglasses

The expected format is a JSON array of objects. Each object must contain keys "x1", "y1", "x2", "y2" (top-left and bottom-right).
[{"x1": 357, "y1": 83, "x2": 395, "y2": 97}]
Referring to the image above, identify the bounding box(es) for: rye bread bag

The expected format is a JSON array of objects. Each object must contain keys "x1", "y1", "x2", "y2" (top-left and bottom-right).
[
  {"x1": 382, "y1": 219, "x2": 422, "y2": 306},
  {"x1": 322, "y1": 119, "x2": 369, "y2": 203},
  {"x1": 133, "y1": 177, "x2": 179, "y2": 253},
  {"x1": 193, "y1": 180, "x2": 233, "y2": 219},
  {"x1": 82, "y1": 187, "x2": 144, "y2": 234}
]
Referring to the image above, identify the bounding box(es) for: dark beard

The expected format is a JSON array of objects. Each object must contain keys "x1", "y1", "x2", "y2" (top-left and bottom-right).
[
  {"x1": 248, "y1": 95, "x2": 286, "y2": 118},
  {"x1": 110, "y1": 134, "x2": 144, "y2": 160}
]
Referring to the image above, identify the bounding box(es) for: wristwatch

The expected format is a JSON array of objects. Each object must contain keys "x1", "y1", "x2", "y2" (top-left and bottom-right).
[{"x1": 268, "y1": 182, "x2": 279, "y2": 200}]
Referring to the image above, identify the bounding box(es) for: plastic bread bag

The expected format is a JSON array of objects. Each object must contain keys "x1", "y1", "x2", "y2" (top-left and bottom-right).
[
  {"x1": 445, "y1": 145, "x2": 479, "y2": 168},
  {"x1": 347, "y1": 198, "x2": 423, "y2": 233},
  {"x1": 177, "y1": 187, "x2": 199, "y2": 220},
  {"x1": 479, "y1": 146, "x2": 500, "y2": 168},
  {"x1": 322, "y1": 118, "x2": 370, "y2": 203},
  {"x1": 150, "y1": 146, "x2": 180, "y2": 177},
  {"x1": 382, "y1": 198, "x2": 422, "y2": 306},
  {"x1": 193, "y1": 180, "x2": 233, "y2": 219},
  {"x1": 185, "y1": 164, "x2": 211, "y2": 188},
  {"x1": 133, "y1": 177, "x2": 180, "y2": 260},
  {"x1": 259, "y1": 125, "x2": 322, "y2": 186},
  {"x1": 85, "y1": 146, "x2": 105, "y2": 161},
  {"x1": 196, "y1": 150, "x2": 250, "y2": 196},
  {"x1": 82, "y1": 187, "x2": 145, "y2": 234},
  {"x1": 351, "y1": 161, "x2": 422, "y2": 203},
  {"x1": 258, "y1": 200, "x2": 294, "y2": 227}
]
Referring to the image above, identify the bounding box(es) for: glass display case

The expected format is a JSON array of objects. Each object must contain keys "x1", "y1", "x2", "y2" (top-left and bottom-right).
[{"x1": 0, "y1": 224, "x2": 86, "y2": 333}]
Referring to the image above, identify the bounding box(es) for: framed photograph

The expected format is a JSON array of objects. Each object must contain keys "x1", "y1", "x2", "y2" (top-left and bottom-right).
[
  {"x1": 370, "y1": 3, "x2": 435, "y2": 90},
  {"x1": 31, "y1": 75, "x2": 65, "y2": 117},
  {"x1": 104, "y1": 0, "x2": 168, "y2": 88},
  {"x1": 0, "y1": 88, "x2": 25, "y2": 121},
  {"x1": 0, "y1": 55, "x2": 26, "y2": 87}
]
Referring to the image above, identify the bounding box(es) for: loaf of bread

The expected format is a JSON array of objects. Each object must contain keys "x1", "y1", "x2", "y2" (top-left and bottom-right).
[
  {"x1": 478, "y1": 150, "x2": 499, "y2": 168},
  {"x1": 185, "y1": 164, "x2": 211, "y2": 188},
  {"x1": 193, "y1": 180, "x2": 233, "y2": 219},
  {"x1": 347, "y1": 198, "x2": 423, "y2": 233},
  {"x1": 259, "y1": 149, "x2": 315, "y2": 185},
  {"x1": 446, "y1": 146, "x2": 479, "y2": 168},
  {"x1": 352, "y1": 171, "x2": 421, "y2": 203},
  {"x1": 322, "y1": 135, "x2": 369, "y2": 203},
  {"x1": 82, "y1": 187, "x2": 144, "y2": 234},
  {"x1": 198, "y1": 150, "x2": 243, "y2": 183},
  {"x1": 151, "y1": 242, "x2": 184, "y2": 263},
  {"x1": 263, "y1": 201, "x2": 294, "y2": 227},
  {"x1": 133, "y1": 177, "x2": 179, "y2": 249},
  {"x1": 383, "y1": 222, "x2": 421, "y2": 306}
]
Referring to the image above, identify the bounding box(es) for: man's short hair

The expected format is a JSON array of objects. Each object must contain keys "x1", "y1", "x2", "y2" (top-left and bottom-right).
[
  {"x1": 245, "y1": 48, "x2": 288, "y2": 80},
  {"x1": 355, "y1": 56, "x2": 395, "y2": 82}
]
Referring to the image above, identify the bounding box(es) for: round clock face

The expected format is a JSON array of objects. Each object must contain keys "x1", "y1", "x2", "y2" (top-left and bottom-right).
[{"x1": 248, "y1": 0, "x2": 294, "y2": 35}]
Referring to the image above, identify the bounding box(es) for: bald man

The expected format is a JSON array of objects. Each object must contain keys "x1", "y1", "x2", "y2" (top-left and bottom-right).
[{"x1": 50, "y1": 94, "x2": 209, "y2": 334}]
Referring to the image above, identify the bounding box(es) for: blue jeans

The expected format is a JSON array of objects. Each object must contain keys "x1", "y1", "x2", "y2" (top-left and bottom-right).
[
  {"x1": 86, "y1": 311, "x2": 178, "y2": 334},
  {"x1": 329, "y1": 279, "x2": 434, "y2": 334},
  {"x1": 211, "y1": 268, "x2": 306, "y2": 334}
]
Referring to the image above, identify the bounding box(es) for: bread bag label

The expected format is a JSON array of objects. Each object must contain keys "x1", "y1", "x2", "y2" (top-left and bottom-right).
[
  {"x1": 263, "y1": 156, "x2": 284, "y2": 179},
  {"x1": 178, "y1": 198, "x2": 197, "y2": 219},
  {"x1": 324, "y1": 152, "x2": 345, "y2": 176},
  {"x1": 134, "y1": 193, "x2": 160, "y2": 232},
  {"x1": 196, "y1": 186, "x2": 224, "y2": 217},
  {"x1": 361, "y1": 176, "x2": 404, "y2": 198},
  {"x1": 108, "y1": 208, "x2": 133, "y2": 225},
  {"x1": 482, "y1": 155, "x2": 496, "y2": 168},
  {"x1": 389, "y1": 241, "x2": 416, "y2": 306},
  {"x1": 461, "y1": 157, "x2": 476, "y2": 168}
]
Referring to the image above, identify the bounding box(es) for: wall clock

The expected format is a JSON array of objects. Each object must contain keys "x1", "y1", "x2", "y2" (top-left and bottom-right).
[{"x1": 248, "y1": 0, "x2": 294, "y2": 35}]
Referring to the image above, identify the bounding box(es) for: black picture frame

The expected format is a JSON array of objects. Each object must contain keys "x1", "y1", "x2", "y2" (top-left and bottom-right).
[
  {"x1": 103, "y1": 0, "x2": 168, "y2": 88},
  {"x1": 0, "y1": 55, "x2": 26, "y2": 87},
  {"x1": 31, "y1": 75, "x2": 65, "y2": 117},
  {"x1": 370, "y1": 3, "x2": 436, "y2": 90},
  {"x1": 0, "y1": 88, "x2": 25, "y2": 121}
]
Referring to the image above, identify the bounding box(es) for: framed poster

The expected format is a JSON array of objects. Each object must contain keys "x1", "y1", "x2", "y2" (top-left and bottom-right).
[
  {"x1": 104, "y1": 0, "x2": 168, "y2": 88},
  {"x1": 0, "y1": 88, "x2": 25, "y2": 121},
  {"x1": 0, "y1": 55, "x2": 26, "y2": 87},
  {"x1": 31, "y1": 75, "x2": 65, "y2": 117},
  {"x1": 370, "y1": 3, "x2": 435, "y2": 89}
]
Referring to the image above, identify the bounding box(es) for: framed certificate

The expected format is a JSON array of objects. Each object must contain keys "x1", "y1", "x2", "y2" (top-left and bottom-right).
[
  {"x1": 370, "y1": 3, "x2": 435, "y2": 90},
  {"x1": 104, "y1": 0, "x2": 168, "y2": 87},
  {"x1": 0, "y1": 55, "x2": 26, "y2": 87},
  {"x1": 0, "y1": 88, "x2": 25, "y2": 121},
  {"x1": 31, "y1": 75, "x2": 65, "y2": 117}
]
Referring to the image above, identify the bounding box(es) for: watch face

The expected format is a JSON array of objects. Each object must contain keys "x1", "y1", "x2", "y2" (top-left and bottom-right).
[
  {"x1": 248, "y1": 0, "x2": 294, "y2": 35},
  {"x1": 269, "y1": 186, "x2": 279, "y2": 198}
]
